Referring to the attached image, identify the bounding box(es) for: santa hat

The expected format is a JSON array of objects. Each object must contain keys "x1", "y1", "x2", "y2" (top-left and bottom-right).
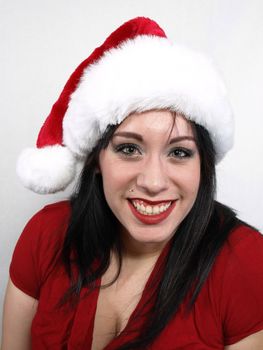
[{"x1": 17, "y1": 17, "x2": 234, "y2": 194}]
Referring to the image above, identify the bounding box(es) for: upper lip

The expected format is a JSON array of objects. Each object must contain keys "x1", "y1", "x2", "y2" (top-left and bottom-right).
[{"x1": 128, "y1": 198, "x2": 176, "y2": 205}]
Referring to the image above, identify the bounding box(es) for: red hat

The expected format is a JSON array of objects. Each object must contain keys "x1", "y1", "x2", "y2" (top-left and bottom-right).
[{"x1": 17, "y1": 17, "x2": 233, "y2": 194}]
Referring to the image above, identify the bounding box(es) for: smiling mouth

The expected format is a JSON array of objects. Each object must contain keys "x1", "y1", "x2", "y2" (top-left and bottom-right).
[
  {"x1": 128, "y1": 199, "x2": 177, "y2": 225},
  {"x1": 131, "y1": 199, "x2": 172, "y2": 216}
]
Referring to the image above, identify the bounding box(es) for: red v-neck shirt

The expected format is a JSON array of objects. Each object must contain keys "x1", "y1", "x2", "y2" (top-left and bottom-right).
[{"x1": 10, "y1": 201, "x2": 263, "y2": 349}]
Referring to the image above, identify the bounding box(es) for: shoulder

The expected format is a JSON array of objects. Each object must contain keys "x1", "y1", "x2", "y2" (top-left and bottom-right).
[
  {"x1": 19, "y1": 199, "x2": 72, "y2": 264},
  {"x1": 34, "y1": 200, "x2": 71, "y2": 224},
  {"x1": 35, "y1": 201, "x2": 71, "y2": 245},
  {"x1": 211, "y1": 202, "x2": 262, "y2": 269},
  {"x1": 220, "y1": 223, "x2": 263, "y2": 263},
  {"x1": 211, "y1": 223, "x2": 263, "y2": 283},
  {"x1": 16, "y1": 200, "x2": 72, "y2": 254},
  {"x1": 22, "y1": 200, "x2": 71, "y2": 241},
  {"x1": 227, "y1": 223, "x2": 262, "y2": 244}
]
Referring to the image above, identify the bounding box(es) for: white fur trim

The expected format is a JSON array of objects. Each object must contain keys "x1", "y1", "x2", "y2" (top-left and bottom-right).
[
  {"x1": 63, "y1": 35, "x2": 234, "y2": 162},
  {"x1": 16, "y1": 146, "x2": 76, "y2": 194}
]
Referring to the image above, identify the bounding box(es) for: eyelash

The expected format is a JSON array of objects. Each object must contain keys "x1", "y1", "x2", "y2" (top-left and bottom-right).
[
  {"x1": 114, "y1": 143, "x2": 194, "y2": 159},
  {"x1": 168, "y1": 147, "x2": 194, "y2": 159},
  {"x1": 114, "y1": 143, "x2": 141, "y2": 156}
]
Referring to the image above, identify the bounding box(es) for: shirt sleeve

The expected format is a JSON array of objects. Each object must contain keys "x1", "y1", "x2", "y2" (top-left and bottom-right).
[
  {"x1": 9, "y1": 201, "x2": 70, "y2": 300},
  {"x1": 9, "y1": 210, "x2": 43, "y2": 299},
  {"x1": 220, "y1": 226, "x2": 263, "y2": 345}
]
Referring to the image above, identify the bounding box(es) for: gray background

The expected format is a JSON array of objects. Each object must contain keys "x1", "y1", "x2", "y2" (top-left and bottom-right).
[{"x1": 1, "y1": 0, "x2": 263, "y2": 338}]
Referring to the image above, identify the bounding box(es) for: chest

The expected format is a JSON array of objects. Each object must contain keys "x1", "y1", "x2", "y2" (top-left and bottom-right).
[
  {"x1": 91, "y1": 272, "x2": 150, "y2": 350},
  {"x1": 30, "y1": 254, "x2": 224, "y2": 350},
  {"x1": 32, "y1": 274, "x2": 223, "y2": 350}
]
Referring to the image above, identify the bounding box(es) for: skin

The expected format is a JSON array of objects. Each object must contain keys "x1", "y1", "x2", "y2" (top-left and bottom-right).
[
  {"x1": 2, "y1": 110, "x2": 263, "y2": 349},
  {"x1": 1, "y1": 279, "x2": 38, "y2": 350},
  {"x1": 2, "y1": 280, "x2": 263, "y2": 349},
  {"x1": 99, "y1": 110, "x2": 201, "y2": 256},
  {"x1": 92, "y1": 110, "x2": 202, "y2": 347}
]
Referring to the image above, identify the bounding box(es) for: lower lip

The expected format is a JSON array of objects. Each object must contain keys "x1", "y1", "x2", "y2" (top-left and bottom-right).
[{"x1": 128, "y1": 200, "x2": 176, "y2": 225}]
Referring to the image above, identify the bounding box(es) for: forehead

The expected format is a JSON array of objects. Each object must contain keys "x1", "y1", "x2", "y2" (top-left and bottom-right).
[{"x1": 114, "y1": 110, "x2": 194, "y2": 138}]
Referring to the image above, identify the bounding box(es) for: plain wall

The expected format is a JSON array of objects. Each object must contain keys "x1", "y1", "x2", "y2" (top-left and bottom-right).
[{"x1": 1, "y1": 0, "x2": 263, "y2": 337}]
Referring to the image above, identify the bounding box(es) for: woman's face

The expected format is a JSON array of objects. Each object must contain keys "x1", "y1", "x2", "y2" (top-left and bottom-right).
[{"x1": 99, "y1": 110, "x2": 201, "y2": 249}]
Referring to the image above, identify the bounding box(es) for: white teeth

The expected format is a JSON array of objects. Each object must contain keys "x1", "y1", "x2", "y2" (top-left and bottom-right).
[
  {"x1": 146, "y1": 205, "x2": 152, "y2": 214},
  {"x1": 131, "y1": 200, "x2": 172, "y2": 215},
  {"x1": 153, "y1": 206, "x2": 159, "y2": 214}
]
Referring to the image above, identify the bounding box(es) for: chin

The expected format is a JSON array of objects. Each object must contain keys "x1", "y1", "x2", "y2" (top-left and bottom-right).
[{"x1": 123, "y1": 225, "x2": 176, "y2": 245}]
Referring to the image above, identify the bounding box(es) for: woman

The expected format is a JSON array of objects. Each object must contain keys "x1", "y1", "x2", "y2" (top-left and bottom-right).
[{"x1": 2, "y1": 17, "x2": 263, "y2": 350}]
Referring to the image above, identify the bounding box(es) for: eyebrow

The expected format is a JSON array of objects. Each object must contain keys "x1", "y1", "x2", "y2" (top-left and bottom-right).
[
  {"x1": 112, "y1": 131, "x2": 196, "y2": 144},
  {"x1": 112, "y1": 131, "x2": 143, "y2": 141}
]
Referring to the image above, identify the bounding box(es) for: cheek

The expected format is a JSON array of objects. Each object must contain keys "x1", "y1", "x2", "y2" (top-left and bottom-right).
[
  {"x1": 100, "y1": 159, "x2": 134, "y2": 193},
  {"x1": 177, "y1": 163, "x2": 201, "y2": 196}
]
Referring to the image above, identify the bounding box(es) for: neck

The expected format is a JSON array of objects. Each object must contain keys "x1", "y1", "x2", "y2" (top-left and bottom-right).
[{"x1": 120, "y1": 230, "x2": 170, "y2": 261}]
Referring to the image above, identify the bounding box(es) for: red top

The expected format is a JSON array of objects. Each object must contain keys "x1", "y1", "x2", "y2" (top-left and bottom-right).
[{"x1": 10, "y1": 201, "x2": 263, "y2": 349}]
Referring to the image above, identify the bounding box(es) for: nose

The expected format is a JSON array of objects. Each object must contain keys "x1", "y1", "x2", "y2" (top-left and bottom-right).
[{"x1": 136, "y1": 155, "x2": 169, "y2": 196}]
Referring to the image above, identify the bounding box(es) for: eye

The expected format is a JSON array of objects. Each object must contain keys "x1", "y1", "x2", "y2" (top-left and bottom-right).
[
  {"x1": 114, "y1": 143, "x2": 141, "y2": 156},
  {"x1": 169, "y1": 147, "x2": 194, "y2": 159}
]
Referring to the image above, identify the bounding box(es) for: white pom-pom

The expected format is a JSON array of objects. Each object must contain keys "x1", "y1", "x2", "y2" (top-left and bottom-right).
[{"x1": 16, "y1": 145, "x2": 76, "y2": 194}]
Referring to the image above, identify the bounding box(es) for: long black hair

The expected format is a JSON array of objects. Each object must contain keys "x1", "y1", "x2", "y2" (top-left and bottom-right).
[{"x1": 62, "y1": 120, "x2": 239, "y2": 349}]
